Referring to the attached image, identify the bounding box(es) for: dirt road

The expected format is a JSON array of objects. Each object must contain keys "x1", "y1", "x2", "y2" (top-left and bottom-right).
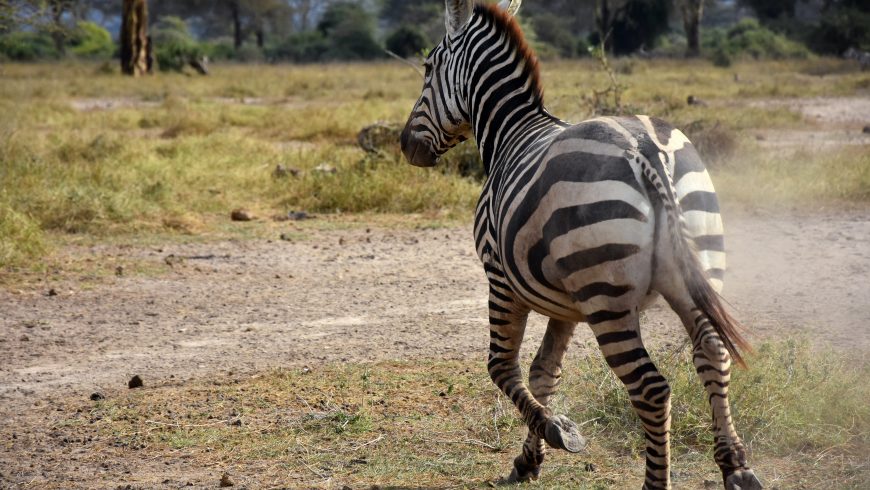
[{"x1": 2, "y1": 207, "x2": 869, "y2": 417}]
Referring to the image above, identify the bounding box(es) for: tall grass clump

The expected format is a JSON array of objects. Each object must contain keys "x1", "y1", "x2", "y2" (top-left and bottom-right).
[{"x1": 554, "y1": 340, "x2": 869, "y2": 460}]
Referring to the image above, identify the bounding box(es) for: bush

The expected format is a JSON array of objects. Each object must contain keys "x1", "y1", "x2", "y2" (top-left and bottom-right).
[
  {"x1": 0, "y1": 31, "x2": 59, "y2": 61},
  {"x1": 386, "y1": 25, "x2": 428, "y2": 58},
  {"x1": 203, "y1": 38, "x2": 236, "y2": 61},
  {"x1": 807, "y1": 6, "x2": 870, "y2": 54},
  {"x1": 265, "y1": 32, "x2": 329, "y2": 62},
  {"x1": 703, "y1": 18, "x2": 810, "y2": 64},
  {"x1": 151, "y1": 16, "x2": 203, "y2": 72},
  {"x1": 318, "y1": 2, "x2": 382, "y2": 61},
  {"x1": 530, "y1": 13, "x2": 576, "y2": 58},
  {"x1": 69, "y1": 21, "x2": 114, "y2": 59}
]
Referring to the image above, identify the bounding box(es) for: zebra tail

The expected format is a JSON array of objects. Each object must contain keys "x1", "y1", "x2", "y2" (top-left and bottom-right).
[{"x1": 636, "y1": 151, "x2": 751, "y2": 367}]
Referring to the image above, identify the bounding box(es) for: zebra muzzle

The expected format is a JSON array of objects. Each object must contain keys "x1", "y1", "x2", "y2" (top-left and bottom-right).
[{"x1": 400, "y1": 126, "x2": 439, "y2": 167}]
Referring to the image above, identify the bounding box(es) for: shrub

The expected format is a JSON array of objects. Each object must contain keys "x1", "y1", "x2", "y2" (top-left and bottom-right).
[
  {"x1": 152, "y1": 16, "x2": 203, "y2": 72},
  {"x1": 0, "y1": 31, "x2": 59, "y2": 61},
  {"x1": 265, "y1": 32, "x2": 329, "y2": 62},
  {"x1": 807, "y1": 6, "x2": 870, "y2": 54},
  {"x1": 531, "y1": 13, "x2": 576, "y2": 58},
  {"x1": 69, "y1": 21, "x2": 114, "y2": 59},
  {"x1": 318, "y1": 2, "x2": 382, "y2": 61},
  {"x1": 703, "y1": 18, "x2": 810, "y2": 64},
  {"x1": 386, "y1": 25, "x2": 428, "y2": 58}
]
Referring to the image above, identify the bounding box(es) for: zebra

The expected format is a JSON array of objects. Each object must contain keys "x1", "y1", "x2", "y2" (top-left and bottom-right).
[{"x1": 399, "y1": 1, "x2": 762, "y2": 489}]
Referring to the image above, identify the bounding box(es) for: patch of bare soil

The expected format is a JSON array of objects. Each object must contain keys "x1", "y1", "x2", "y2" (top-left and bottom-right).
[
  {"x1": 749, "y1": 96, "x2": 870, "y2": 149},
  {"x1": 1, "y1": 208, "x2": 869, "y2": 487}
]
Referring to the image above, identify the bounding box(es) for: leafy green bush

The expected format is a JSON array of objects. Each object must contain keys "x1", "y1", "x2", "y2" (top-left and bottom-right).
[
  {"x1": 152, "y1": 16, "x2": 203, "y2": 72},
  {"x1": 703, "y1": 18, "x2": 810, "y2": 64},
  {"x1": 386, "y1": 25, "x2": 428, "y2": 58},
  {"x1": 69, "y1": 21, "x2": 114, "y2": 59},
  {"x1": 0, "y1": 31, "x2": 59, "y2": 61},
  {"x1": 318, "y1": 2, "x2": 382, "y2": 60},
  {"x1": 265, "y1": 32, "x2": 329, "y2": 62},
  {"x1": 807, "y1": 6, "x2": 870, "y2": 54}
]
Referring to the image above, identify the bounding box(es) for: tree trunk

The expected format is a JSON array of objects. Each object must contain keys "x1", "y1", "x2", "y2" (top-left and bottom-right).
[
  {"x1": 681, "y1": 0, "x2": 704, "y2": 57},
  {"x1": 231, "y1": 2, "x2": 243, "y2": 49},
  {"x1": 50, "y1": 2, "x2": 65, "y2": 55},
  {"x1": 120, "y1": 0, "x2": 150, "y2": 76}
]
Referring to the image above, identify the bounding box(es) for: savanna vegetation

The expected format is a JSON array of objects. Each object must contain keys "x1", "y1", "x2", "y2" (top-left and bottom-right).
[
  {"x1": 1, "y1": 2, "x2": 868, "y2": 489},
  {"x1": 1, "y1": 59, "x2": 868, "y2": 269}
]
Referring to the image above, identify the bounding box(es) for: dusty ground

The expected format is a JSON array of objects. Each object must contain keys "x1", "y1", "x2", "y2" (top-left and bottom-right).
[
  {"x1": 2, "y1": 207, "x2": 869, "y2": 408},
  {"x1": 2, "y1": 94, "x2": 869, "y2": 488}
]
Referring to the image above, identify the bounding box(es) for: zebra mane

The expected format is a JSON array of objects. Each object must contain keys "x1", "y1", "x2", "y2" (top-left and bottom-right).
[{"x1": 475, "y1": 2, "x2": 544, "y2": 104}]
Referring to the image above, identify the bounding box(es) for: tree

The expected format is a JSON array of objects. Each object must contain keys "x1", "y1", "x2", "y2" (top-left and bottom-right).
[
  {"x1": 679, "y1": 0, "x2": 705, "y2": 56},
  {"x1": 738, "y1": 0, "x2": 798, "y2": 23},
  {"x1": 120, "y1": 0, "x2": 149, "y2": 76}
]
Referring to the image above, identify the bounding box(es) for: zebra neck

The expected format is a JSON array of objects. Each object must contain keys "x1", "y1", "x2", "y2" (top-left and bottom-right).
[{"x1": 461, "y1": 43, "x2": 562, "y2": 174}]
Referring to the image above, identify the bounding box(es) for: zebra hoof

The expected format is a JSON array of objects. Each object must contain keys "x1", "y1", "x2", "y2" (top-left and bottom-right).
[
  {"x1": 507, "y1": 464, "x2": 540, "y2": 483},
  {"x1": 726, "y1": 469, "x2": 763, "y2": 490},
  {"x1": 544, "y1": 414, "x2": 587, "y2": 453}
]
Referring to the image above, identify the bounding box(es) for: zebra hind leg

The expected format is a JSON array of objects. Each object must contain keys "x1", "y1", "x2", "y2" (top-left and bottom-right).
[
  {"x1": 508, "y1": 319, "x2": 579, "y2": 482},
  {"x1": 588, "y1": 309, "x2": 672, "y2": 490},
  {"x1": 669, "y1": 303, "x2": 762, "y2": 490}
]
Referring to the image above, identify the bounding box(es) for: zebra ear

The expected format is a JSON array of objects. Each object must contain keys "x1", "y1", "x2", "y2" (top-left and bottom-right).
[
  {"x1": 497, "y1": 0, "x2": 522, "y2": 16},
  {"x1": 445, "y1": 0, "x2": 474, "y2": 38}
]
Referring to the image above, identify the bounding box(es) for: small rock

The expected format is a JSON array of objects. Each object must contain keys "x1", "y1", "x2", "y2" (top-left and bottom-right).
[
  {"x1": 229, "y1": 418, "x2": 242, "y2": 426},
  {"x1": 164, "y1": 254, "x2": 183, "y2": 267},
  {"x1": 273, "y1": 164, "x2": 301, "y2": 178},
  {"x1": 115, "y1": 266, "x2": 124, "y2": 276},
  {"x1": 47, "y1": 288, "x2": 58, "y2": 297},
  {"x1": 90, "y1": 392, "x2": 105, "y2": 401},
  {"x1": 20, "y1": 335, "x2": 29, "y2": 342},
  {"x1": 339, "y1": 237, "x2": 346, "y2": 246},
  {"x1": 584, "y1": 462, "x2": 596, "y2": 472},
  {"x1": 128, "y1": 375, "x2": 144, "y2": 389},
  {"x1": 687, "y1": 95, "x2": 708, "y2": 107},
  {"x1": 231, "y1": 209, "x2": 254, "y2": 221},
  {"x1": 279, "y1": 233, "x2": 293, "y2": 241},
  {"x1": 755, "y1": 134, "x2": 766, "y2": 141},
  {"x1": 219, "y1": 472, "x2": 235, "y2": 487},
  {"x1": 863, "y1": 125, "x2": 870, "y2": 134},
  {"x1": 703, "y1": 480, "x2": 718, "y2": 489},
  {"x1": 288, "y1": 210, "x2": 309, "y2": 221},
  {"x1": 313, "y1": 163, "x2": 337, "y2": 174}
]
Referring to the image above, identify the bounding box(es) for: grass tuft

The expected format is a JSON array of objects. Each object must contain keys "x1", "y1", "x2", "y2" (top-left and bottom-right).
[{"x1": 60, "y1": 341, "x2": 868, "y2": 488}]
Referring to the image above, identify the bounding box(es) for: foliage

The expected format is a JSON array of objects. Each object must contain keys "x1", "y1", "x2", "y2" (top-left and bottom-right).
[
  {"x1": 386, "y1": 25, "x2": 428, "y2": 59},
  {"x1": 738, "y1": 0, "x2": 798, "y2": 23},
  {"x1": 152, "y1": 16, "x2": 204, "y2": 72},
  {"x1": 703, "y1": 19, "x2": 811, "y2": 65},
  {"x1": 265, "y1": 31, "x2": 329, "y2": 62},
  {"x1": 68, "y1": 21, "x2": 114, "y2": 59},
  {"x1": 0, "y1": 31, "x2": 59, "y2": 61},
  {"x1": 530, "y1": 12, "x2": 578, "y2": 58},
  {"x1": 807, "y1": 5, "x2": 870, "y2": 54},
  {"x1": 317, "y1": 1, "x2": 382, "y2": 60}
]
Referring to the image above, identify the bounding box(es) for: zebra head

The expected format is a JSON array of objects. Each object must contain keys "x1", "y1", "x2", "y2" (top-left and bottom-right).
[{"x1": 401, "y1": 0, "x2": 522, "y2": 167}]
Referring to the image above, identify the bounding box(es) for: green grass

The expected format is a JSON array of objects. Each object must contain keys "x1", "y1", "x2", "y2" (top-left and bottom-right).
[
  {"x1": 1, "y1": 59, "x2": 868, "y2": 268},
  {"x1": 60, "y1": 340, "x2": 867, "y2": 488}
]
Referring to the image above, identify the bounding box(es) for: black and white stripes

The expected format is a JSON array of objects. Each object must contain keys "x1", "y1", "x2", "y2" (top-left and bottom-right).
[{"x1": 400, "y1": 2, "x2": 761, "y2": 489}]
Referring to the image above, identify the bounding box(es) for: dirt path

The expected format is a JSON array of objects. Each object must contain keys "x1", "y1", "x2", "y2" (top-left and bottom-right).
[{"x1": 2, "y1": 208, "x2": 869, "y2": 417}]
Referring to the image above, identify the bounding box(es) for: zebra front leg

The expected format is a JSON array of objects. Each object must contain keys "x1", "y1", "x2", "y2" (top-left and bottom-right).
[
  {"x1": 487, "y1": 291, "x2": 586, "y2": 461},
  {"x1": 589, "y1": 310, "x2": 672, "y2": 490},
  {"x1": 676, "y1": 307, "x2": 762, "y2": 490},
  {"x1": 508, "y1": 319, "x2": 579, "y2": 482}
]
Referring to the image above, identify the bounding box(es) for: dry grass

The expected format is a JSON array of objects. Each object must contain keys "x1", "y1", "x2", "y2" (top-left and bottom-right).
[
  {"x1": 1, "y1": 59, "x2": 867, "y2": 269},
  {"x1": 18, "y1": 341, "x2": 865, "y2": 488}
]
